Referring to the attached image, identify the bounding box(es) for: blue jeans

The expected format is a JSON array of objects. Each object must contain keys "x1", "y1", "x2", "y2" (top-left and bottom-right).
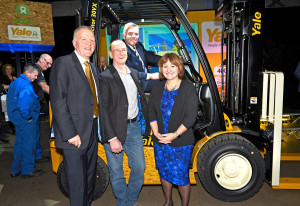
[{"x1": 104, "y1": 121, "x2": 145, "y2": 206}]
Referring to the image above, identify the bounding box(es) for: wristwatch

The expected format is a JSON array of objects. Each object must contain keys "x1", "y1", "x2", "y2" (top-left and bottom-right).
[{"x1": 174, "y1": 131, "x2": 181, "y2": 138}]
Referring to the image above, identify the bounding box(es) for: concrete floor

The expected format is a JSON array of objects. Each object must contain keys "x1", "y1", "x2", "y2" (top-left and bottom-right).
[{"x1": 1, "y1": 119, "x2": 300, "y2": 206}]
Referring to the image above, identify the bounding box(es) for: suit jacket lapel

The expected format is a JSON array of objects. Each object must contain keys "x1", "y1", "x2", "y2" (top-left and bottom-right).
[
  {"x1": 71, "y1": 52, "x2": 91, "y2": 89},
  {"x1": 90, "y1": 62, "x2": 102, "y2": 107}
]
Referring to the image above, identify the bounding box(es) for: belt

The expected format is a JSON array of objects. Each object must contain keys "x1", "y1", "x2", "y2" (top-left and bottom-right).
[{"x1": 127, "y1": 116, "x2": 137, "y2": 123}]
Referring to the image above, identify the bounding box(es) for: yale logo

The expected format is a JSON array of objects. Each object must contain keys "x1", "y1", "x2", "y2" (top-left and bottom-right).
[
  {"x1": 207, "y1": 28, "x2": 222, "y2": 42},
  {"x1": 252, "y1": 12, "x2": 261, "y2": 36},
  {"x1": 11, "y1": 27, "x2": 33, "y2": 36},
  {"x1": 8, "y1": 25, "x2": 41, "y2": 41},
  {"x1": 201, "y1": 21, "x2": 223, "y2": 54}
]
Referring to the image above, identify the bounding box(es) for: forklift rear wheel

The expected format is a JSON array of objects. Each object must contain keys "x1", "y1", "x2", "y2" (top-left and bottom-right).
[
  {"x1": 197, "y1": 133, "x2": 265, "y2": 202},
  {"x1": 57, "y1": 156, "x2": 109, "y2": 200}
]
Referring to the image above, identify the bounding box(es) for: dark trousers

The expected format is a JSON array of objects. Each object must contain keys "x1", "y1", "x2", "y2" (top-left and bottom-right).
[{"x1": 62, "y1": 118, "x2": 98, "y2": 206}]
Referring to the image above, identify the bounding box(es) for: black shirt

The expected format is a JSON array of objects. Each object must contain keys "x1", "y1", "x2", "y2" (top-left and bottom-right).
[{"x1": 33, "y1": 63, "x2": 46, "y2": 101}]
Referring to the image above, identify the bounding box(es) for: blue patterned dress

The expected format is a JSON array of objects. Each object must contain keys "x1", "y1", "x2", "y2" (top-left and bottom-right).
[{"x1": 154, "y1": 88, "x2": 194, "y2": 186}]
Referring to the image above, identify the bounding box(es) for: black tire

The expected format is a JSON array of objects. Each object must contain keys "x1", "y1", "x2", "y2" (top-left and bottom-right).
[
  {"x1": 57, "y1": 156, "x2": 109, "y2": 200},
  {"x1": 197, "y1": 134, "x2": 265, "y2": 202}
]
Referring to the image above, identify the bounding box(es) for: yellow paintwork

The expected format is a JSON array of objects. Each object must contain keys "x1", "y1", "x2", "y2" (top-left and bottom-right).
[
  {"x1": 281, "y1": 153, "x2": 300, "y2": 161},
  {"x1": 49, "y1": 137, "x2": 196, "y2": 185},
  {"x1": 272, "y1": 178, "x2": 300, "y2": 189},
  {"x1": 49, "y1": 139, "x2": 63, "y2": 173}
]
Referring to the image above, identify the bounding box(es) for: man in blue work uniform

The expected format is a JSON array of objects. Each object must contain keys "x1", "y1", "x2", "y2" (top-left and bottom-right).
[{"x1": 7, "y1": 63, "x2": 43, "y2": 178}]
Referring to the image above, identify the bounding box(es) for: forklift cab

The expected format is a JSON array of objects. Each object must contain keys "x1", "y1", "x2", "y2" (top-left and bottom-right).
[{"x1": 86, "y1": 0, "x2": 226, "y2": 136}]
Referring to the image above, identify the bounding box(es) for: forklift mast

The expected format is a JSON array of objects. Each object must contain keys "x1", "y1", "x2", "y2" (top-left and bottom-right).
[{"x1": 216, "y1": 0, "x2": 264, "y2": 132}]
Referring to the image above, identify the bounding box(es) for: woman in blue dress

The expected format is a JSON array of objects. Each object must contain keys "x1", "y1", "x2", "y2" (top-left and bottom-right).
[{"x1": 148, "y1": 53, "x2": 198, "y2": 206}]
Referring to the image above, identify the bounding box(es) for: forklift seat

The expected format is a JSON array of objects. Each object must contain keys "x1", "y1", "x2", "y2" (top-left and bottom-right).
[{"x1": 195, "y1": 83, "x2": 214, "y2": 131}]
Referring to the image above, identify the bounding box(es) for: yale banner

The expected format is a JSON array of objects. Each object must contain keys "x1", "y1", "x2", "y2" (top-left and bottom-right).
[
  {"x1": 0, "y1": 0, "x2": 54, "y2": 52},
  {"x1": 8, "y1": 25, "x2": 41, "y2": 41}
]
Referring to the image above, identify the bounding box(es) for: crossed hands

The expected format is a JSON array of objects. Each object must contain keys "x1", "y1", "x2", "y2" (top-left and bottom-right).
[{"x1": 154, "y1": 132, "x2": 176, "y2": 144}]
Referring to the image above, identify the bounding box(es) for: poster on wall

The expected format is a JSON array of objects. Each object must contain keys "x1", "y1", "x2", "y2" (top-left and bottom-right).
[{"x1": 202, "y1": 21, "x2": 226, "y2": 98}]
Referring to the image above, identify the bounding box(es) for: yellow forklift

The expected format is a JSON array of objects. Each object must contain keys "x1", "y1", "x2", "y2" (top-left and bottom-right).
[{"x1": 49, "y1": 0, "x2": 300, "y2": 202}]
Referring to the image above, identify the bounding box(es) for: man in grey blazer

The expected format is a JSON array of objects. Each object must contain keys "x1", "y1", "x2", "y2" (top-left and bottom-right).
[
  {"x1": 50, "y1": 26, "x2": 103, "y2": 206},
  {"x1": 99, "y1": 39, "x2": 150, "y2": 206}
]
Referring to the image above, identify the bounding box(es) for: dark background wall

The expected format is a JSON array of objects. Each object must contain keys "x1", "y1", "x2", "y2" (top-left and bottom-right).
[{"x1": 264, "y1": 7, "x2": 300, "y2": 109}]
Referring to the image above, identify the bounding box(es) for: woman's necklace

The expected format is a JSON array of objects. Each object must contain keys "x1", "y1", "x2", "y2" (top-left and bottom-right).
[{"x1": 165, "y1": 79, "x2": 180, "y2": 91}]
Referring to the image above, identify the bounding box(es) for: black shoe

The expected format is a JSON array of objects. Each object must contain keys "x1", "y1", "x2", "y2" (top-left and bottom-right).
[
  {"x1": 21, "y1": 169, "x2": 43, "y2": 178},
  {"x1": 163, "y1": 201, "x2": 173, "y2": 206},
  {"x1": 10, "y1": 172, "x2": 21, "y2": 178},
  {"x1": 35, "y1": 156, "x2": 50, "y2": 163}
]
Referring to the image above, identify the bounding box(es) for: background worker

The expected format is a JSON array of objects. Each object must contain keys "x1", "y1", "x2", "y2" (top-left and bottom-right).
[
  {"x1": 122, "y1": 22, "x2": 161, "y2": 92},
  {"x1": 34, "y1": 53, "x2": 52, "y2": 101},
  {"x1": 33, "y1": 53, "x2": 53, "y2": 163},
  {"x1": 99, "y1": 55, "x2": 107, "y2": 72},
  {"x1": 7, "y1": 63, "x2": 43, "y2": 178}
]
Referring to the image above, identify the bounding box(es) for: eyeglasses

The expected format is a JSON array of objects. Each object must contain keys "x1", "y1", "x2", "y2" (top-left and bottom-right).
[
  {"x1": 112, "y1": 49, "x2": 127, "y2": 54},
  {"x1": 43, "y1": 58, "x2": 52, "y2": 66}
]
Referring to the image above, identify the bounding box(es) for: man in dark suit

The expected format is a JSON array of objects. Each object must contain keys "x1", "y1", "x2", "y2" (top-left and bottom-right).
[
  {"x1": 99, "y1": 55, "x2": 107, "y2": 72},
  {"x1": 122, "y1": 22, "x2": 161, "y2": 92},
  {"x1": 49, "y1": 26, "x2": 103, "y2": 206},
  {"x1": 99, "y1": 39, "x2": 150, "y2": 206}
]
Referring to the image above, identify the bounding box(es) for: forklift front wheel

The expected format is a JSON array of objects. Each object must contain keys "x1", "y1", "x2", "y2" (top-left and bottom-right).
[
  {"x1": 197, "y1": 134, "x2": 265, "y2": 202},
  {"x1": 57, "y1": 156, "x2": 109, "y2": 200}
]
